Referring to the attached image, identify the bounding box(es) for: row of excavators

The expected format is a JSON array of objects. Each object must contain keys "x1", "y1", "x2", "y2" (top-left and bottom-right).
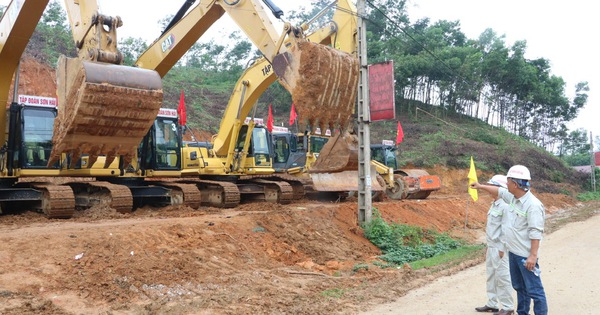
[{"x1": 0, "y1": 0, "x2": 440, "y2": 218}]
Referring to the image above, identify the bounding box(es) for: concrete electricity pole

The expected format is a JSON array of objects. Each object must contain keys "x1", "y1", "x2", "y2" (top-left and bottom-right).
[
  {"x1": 357, "y1": 0, "x2": 372, "y2": 224},
  {"x1": 591, "y1": 131, "x2": 596, "y2": 192}
]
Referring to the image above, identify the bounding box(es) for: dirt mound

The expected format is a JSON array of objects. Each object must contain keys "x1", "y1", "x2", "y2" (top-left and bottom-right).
[{"x1": 5, "y1": 57, "x2": 56, "y2": 106}]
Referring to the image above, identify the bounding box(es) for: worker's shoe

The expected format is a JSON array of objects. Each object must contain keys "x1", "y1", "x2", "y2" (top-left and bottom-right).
[
  {"x1": 493, "y1": 310, "x2": 514, "y2": 315},
  {"x1": 475, "y1": 306, "x2": 499, "y2": 313}
]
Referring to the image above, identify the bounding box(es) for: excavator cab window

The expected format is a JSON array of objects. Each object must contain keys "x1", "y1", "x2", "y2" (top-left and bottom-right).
[
  {"x1": 371, "y1": 145, "x2": 398, "y2": 169},
  {"x1": 273, "y1": 135, "x2": 290, "y2": 163},
  {"x1": 296, "y1": 135, "x2": 305, "y2": 151},
  {"x1": 251, "y1": 127, "x2": 272, "y2": 166},
  {"x1": 383, "y1": 146, "x2": 398, "y2": 169},
  {"x1": 21, "y1": 107, "x2": 56, "y2": 169},
  {"x1": 153, "y1": 118, "x2": 181, "y2": 170},
  {"x1": 309, "y1": 136, "x2": 329, "y2": 154}
]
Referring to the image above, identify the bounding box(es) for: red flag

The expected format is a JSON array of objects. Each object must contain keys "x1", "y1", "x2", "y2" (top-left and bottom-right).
[
  {"x1": 395, "y1": 120, "x2": 404, "y2": 144},
  {"x1": 267, "y1": 104, "x2": 274, "y2": 132},
  {"x1": 177, "y1": 89, "x2": 187, "y2": 126},
  {"x1": 289, "y1": 103, "x2": 297, "y2": 125}
]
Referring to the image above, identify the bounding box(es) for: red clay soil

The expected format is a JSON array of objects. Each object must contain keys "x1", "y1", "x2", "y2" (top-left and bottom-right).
[{"x1": 0, "y1": 165, "x2": 580, "y2": 314}]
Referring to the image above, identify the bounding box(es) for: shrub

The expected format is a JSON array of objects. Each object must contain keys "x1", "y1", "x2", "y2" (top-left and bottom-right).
[{"x1": 362, "y1": 209, "x2": 462, "y2": 265}]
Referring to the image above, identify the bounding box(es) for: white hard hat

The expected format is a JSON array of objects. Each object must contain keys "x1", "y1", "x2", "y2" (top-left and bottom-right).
[
  {"x1": 487, "y1": 175, "x2": 508, "y2": 188},
  {"x1": 506, "y1": 165, "x2": 531, "y2": 180}
]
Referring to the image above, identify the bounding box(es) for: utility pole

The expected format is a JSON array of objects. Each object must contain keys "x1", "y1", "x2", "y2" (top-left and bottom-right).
[
  {"x1": 357, "y1": 0, "x2": 372, "y2": 224},
  {"x1": 591, "y1": 131, "x2": 596, "y2": 192}
]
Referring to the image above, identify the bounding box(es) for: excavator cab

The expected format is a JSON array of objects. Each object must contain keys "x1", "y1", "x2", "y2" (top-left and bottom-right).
[
  {"x1": 272, "y1": 132, "x2": 305, "y2": 172},
  {"x1": 371, "y1": 144, "x2": 398, "y2": 169},
  {"x1": 233, "y1": 125, "x2": 273, "y2": 172},
  {"x1": 139, "y1": 109, "x2": 182, "y2": 172},
  {"x1": 19, "y1": 105, "x2": 56, "y2": 169}
]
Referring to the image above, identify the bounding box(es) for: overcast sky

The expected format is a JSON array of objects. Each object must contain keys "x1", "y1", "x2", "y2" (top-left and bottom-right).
[{"x1": 2, "y1": 0, "x2": 597, "y2": 145}]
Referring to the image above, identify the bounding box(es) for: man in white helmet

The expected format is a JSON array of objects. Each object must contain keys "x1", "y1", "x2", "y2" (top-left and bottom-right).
[
  {"x1": 471, "y1": 165, "x2": 547, "y2": 315},
  {"x1": 475, "y1": 175, "x2": 514, "y2": 315}
]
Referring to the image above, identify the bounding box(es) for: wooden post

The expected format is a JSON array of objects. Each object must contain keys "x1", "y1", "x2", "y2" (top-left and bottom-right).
[{"x1": 464, "y1": 199, "x2": 470, "y2": 230}]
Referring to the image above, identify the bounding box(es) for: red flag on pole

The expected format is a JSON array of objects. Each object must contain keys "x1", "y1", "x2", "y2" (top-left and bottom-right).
[
  {"x1": 177, "y1": 89, "x2": 187, "y2": 126},
  {"x1": 289, "y1": 103, "x2": 298, "y2": 125},
  {"x1": 267, "y1": 104, "x2": 274, "y2": 132},
  {"x1": 396, "y1": 120, "x2": 404, "y2": 144}
]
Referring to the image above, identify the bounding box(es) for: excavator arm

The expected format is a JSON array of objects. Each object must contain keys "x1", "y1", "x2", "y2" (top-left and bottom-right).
[
  {"x1": 135, "y1": 0, "x2": 358, "y2": 158},
  {"x1": 135, "y1": 0, "x2": 281, "y2": 77},
  {"x1": 214, "y1": 3, "x2": 359, "y2": 173}
]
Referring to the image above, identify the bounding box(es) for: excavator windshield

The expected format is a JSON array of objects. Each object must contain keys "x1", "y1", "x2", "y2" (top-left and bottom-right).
[
  {"x1": 22, "y1": 107, "x2": 55, "y2": 168},
  {"x1": 154, "y1": 118, "x2": 180, "y2": 169},
  {"x1": 371, "y1": 145, "x2": 398, "y2": 169},
  {"x1": 310, "y1": 136, "x2": 329, "y2": 154},
  {"x1": 251, "y1": 127, "x2": 271, "y2": 166}
]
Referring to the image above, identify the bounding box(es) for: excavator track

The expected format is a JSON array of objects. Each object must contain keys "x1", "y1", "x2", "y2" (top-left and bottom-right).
[
  {"x1": 156, "y1": 182, "x2": 201, "y2": 209},
  {"x1": 68, "y1": 181, "x2": 133, "y2": 214},
  {"x1": 180, "y1": 179, "x2": 240, "y2": 208},
  {"x1": 32, "y1": 184, "x2": 76, "y2": 219},
  {"x1": 248, "y1": 179, "x2": 294, "y2": 204},
  {"x1": 240, "y1": 174, "x2": 306, "y2": 200}
]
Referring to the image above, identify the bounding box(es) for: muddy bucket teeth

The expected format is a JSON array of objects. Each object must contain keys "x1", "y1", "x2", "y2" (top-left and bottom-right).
[
  {"x1": 49, "y1": 56, "x2": 163, "y2": 168},
  {"x1": 273, "y1": 40, "x2": 359, "y2": 130}
]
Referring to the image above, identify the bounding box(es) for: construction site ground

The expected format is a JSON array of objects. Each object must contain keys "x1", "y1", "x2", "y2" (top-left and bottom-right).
[{"x1": 0, "y1": 165, "x2": 588, "y2": 315}]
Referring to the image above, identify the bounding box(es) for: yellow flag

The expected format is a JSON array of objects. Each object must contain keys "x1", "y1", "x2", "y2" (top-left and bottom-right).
[{"x1": 468, "y1": 156, "x2": 478, "y2": 201}]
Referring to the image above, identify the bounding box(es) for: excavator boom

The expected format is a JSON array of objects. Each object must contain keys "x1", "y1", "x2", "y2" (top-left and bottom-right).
[{"x1": 135, "y1": 0, "x2": 359, "y2": 140}]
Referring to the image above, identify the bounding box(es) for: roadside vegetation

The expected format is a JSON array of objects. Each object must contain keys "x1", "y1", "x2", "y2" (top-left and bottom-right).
[{"x1": 361, "y1": 209, "x2": 483, "y2": 268}]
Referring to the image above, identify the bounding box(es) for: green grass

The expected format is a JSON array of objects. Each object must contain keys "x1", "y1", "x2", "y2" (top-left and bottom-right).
[
  {"x1": 320, "y1": 288, "x2": 348, "y2": 299},
  {"x1": 577, "y1": 191, "x2": 600, "y2": 201},
  {"x1": 362, "y1": 208, "x2": 465, "y2": 266},
  {"x1": 408, "y1": 244, "x2": 484, "y2": 270}
]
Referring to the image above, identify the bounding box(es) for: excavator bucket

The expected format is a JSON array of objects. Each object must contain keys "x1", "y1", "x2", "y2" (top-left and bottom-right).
[
  {"x1": 308, "y1": 132, "x2": 383, "y2": 193},
  {"x1": 272, "y1": 40, "x2": 359, "y2": 130},
  {"x1": 309, "y1": 167, "x2": 385, "y2": 193},
  {"x1": 308, "y1": 132, "x2": 358, "y2": 174},
  {"x1": 49, "y1": 56, "x2": 163, "y2": 168}
]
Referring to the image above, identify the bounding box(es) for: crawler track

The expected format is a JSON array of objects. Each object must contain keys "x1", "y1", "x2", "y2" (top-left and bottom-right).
[
  {"x1": 249, "y1": 179, "x2": 294, "y2": 204},
  {"x1": 156, "y1": 182, "x2": 202, "y2": 209},
  {"x1": 32, "y1": 184, "x2": 76, "y2": 219},
  {"x1": 69, "y1": 181, "x2": 133, "y2": 214},
  {"x1": 180, "y1": 179, "x2": 240, "y2": 208},
  {"x1": 240, "y1": 174, "x2": 307, "y2": 200}
]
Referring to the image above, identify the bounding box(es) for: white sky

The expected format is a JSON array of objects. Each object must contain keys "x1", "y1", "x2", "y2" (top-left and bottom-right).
[{"x1": 2, "y1": 0, "x2": 597, "y2": 144}]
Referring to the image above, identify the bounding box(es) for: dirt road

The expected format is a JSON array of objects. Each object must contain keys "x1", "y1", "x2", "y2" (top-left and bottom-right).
[{"x1": 362, "y1": 213, "x2": 600, "y2": 315}]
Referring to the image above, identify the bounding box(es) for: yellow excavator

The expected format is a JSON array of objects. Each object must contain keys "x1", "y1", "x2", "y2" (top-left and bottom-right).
[
  {"x1": 132, "y1": 0, "x2": 365, "y2": 206},
  {"x1": 0, "y1": 0, "x2": 169, "y2": 218}
]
